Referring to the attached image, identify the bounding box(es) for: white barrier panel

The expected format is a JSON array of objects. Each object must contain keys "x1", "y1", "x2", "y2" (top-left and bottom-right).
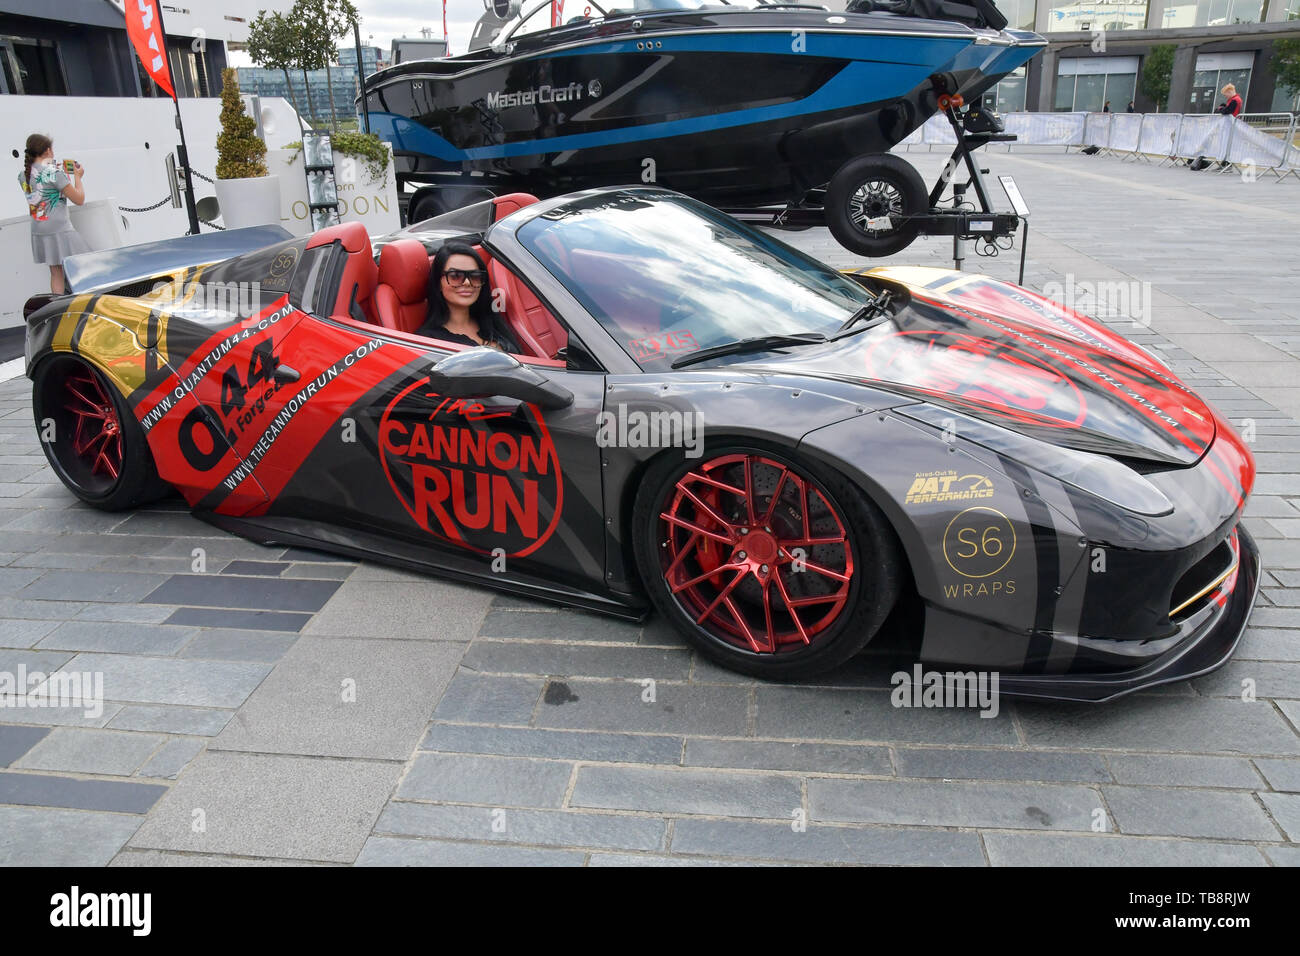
[
  {"x1": 1176, "y1": 114, "x2": 1231, "y2": 161},
  {"x1": 922, "y1": 113, "x2": 957, "y2": 145},
  {"x1": 1082, "y1": 112, "x2": 1111, "y2": 148},
  {"x1": 897, "y1": 123, "x2": 926, "y2": 147},
  {"x1": 1002, "y1": 112, "x2": 1087, "y2": 145},
  {"x1": 1225, "y1": 120, "x2": 1293, "y2": 168},
  {"x1": 1109, "y1": 113, "x2": 1143, "y2": 152},
  {"x1": 1140, "y1": 113, "x2": 1183, "y2": 157}
]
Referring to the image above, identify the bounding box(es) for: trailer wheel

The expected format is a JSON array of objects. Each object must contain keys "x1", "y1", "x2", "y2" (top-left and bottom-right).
[
  {"x1": 408, "y1": 186, "x2": 496, "y2": 224},
  {"x1": 825, "y1": 154, "x2": 927, "y2": 257}
]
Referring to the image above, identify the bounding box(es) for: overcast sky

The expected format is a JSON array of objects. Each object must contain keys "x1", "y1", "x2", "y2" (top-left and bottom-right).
[{"x1": 352, "y1": 0, "x2": 487, "y2": 55}]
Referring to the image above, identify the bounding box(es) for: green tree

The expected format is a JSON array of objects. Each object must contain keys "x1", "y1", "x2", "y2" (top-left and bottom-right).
[
  {"x1": 246, "y1": 11, "x2": 303, "y2": 126},
  {"x1": 215, "y1": 68, "x2": 268, "y2": 180},
  {"x1": 1272, "y1": 38, "x2": 1300, "y2": 100},
  {"x1": 1141, "y1": 44, "x2": 1176, "y2": 112}
]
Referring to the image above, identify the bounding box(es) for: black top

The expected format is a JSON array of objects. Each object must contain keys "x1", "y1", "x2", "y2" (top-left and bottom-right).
[{"x1": 417, "y1": 317, "x2": 520, "y2": 354}]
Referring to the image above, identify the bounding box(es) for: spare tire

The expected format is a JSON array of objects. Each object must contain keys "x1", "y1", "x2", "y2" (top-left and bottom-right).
[{"x1": 825, "y1": 153, "x2": 928, "y2": 257}]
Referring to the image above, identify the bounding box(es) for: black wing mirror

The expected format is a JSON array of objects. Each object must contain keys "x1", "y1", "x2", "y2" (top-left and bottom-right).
[{"x1": 426, "y1": 347, "x2": 574, "y2": 410}]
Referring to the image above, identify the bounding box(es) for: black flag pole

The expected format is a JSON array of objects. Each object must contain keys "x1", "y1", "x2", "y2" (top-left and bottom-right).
[
  {"x1": 151, "y1": 2, "x2": 202, "y2": 235},
  {"x1": 353, "y1": 19, "x2": 371, "y2": 135}
]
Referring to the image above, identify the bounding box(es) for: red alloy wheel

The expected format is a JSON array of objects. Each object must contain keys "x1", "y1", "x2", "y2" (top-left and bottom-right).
[
  {"x1": 63, "y1": 368, "x2": 123, "y2": 482},
  {"x1": 657, "y1": 453, "x2": 855, "y2": 654}
]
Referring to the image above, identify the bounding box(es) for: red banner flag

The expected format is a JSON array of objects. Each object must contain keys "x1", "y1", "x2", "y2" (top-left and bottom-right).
[
  {"x1": 125, "y1": 0, "x2": 175, "y2": 99},
  {"x1": 552, "y1": 0, "x2": 565, "y2": 27}
]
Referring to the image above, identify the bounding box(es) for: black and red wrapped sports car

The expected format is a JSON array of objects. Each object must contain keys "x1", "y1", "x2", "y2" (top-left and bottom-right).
[{"x1": 23, "y1": 187, "x2": 1259, "y2": 699}]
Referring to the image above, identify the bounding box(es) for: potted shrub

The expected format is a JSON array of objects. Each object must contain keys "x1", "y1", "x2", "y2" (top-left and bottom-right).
[{"x1": 213, "y1": 68, "x2": 280, "y2": 228}]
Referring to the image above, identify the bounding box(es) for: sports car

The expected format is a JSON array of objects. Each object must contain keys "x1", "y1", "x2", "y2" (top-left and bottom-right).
[{"x1": 23, "y1": 186, "x2": 1259, "y2": 699}]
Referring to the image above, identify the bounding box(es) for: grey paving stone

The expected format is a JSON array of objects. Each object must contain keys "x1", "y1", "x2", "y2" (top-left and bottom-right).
[
  {"x1": 110, "y1": 849, "x2": 328, "y2": 866},
  {"x1": 143, "y1": 574, "x2": 341, "y2": 613},
  {"x1": 1254, "y1": 757, "x2": 1300, "y2": 792},
  {"x1": 127, "y1": 751, "x2": 400, "y2": 863},
  {"x1": 430, "y1": 672, "x2": 543, "y2": 725},
  {"x1": 355, "y1": 836, "x2": 585, "y2": 866},
  {"x1": 281, "y1": 563, "x2": 355, "y2": 580},
  {"x1": 670, "y1": 819, "x2": 986, "y2": 866},
  {"x1": 1236, "y1": 628, "x2": 1300, "y2": 662},
  {"x1": 1107, "y1": 754, "x2": 1262, "y2": 789},
  {"x1": 163, "y1": 607, "x2": 312, "y2": 632},
  {"x1": 35, "y1": 621, "x2": 196, "y2": 656},
  {"x1": 376, "y1": 802, "x2": 668, "y2": 852},
  {"x1": 1015, "y1": 697, "x2": 1300, "y2": 755},
  {"x1": 0, "y1": 567, "x2": 45, "y2": 590},
  {"x1": 478, "y1": 607, "x2": 642, "y2": 642},
  {"x1": 59, "y1": 653, "x2": 271, "y2": 709},
  {"x1": 0, "y1": 770, "x2": 165, "y2": 813},
  {"x1": 0, "y1": 597, "x2": 88, "y2": 620},
  {"x1": 73, "y1": 603, "x2": 177, "y2": 624},
  {"x1": 304, "y1": 579, "x2": 493, "y2": 640},
  {"x1": 685, "y1": 739, "x2": 892, "y2": 775},
  {"x1": 108, "y1": 704, "x2": 234, "y2": 737},
  {"x1": 221, "y1": 560, "x2": 290, "y2": 576},
  {"x1": 983, "y1": 833, "x2": 1267, "y2": 867},
  {"x1": 397, "y1": 753, "x2": 574, "y2": 807},
  {"x1": 571, "y1": 766, "x2": 802, "y2": 818},
  {"x1": 1192, "y1": 661, "x2": 1300, "y2": 699},
  {"x1": 1265, "y1": 846, "x2": 1300, "y2": 867},
  {"x1": 588, "y1": 852, "x2": 770, "y2": 866},
  {"x1": 0, "y1": 724, "x2": 49, "y2": 766},
  {"x1": 10, "y1": 552, "x2": 106, "y2": 569},
  {"x1": 421, "y1": 723, "x2": 683, "y2": 764},
  {"x1": 0, "y1": 618, "x2": 59, "y2": 649},
  {"x1": 894, "y1": 748, "x2": 1110, "y2": 783},
  {"x1": 462, "y1": 641, "x2": 692, "y2": 680},
  {"x1": 1259, "y1": 792, "x2": 1300, "y2": 841},
  {"x1": 0, "y1": 806, "x2": 143, "y2": 866},
  {"x1": 212, "y1": 638, "x2": 464, "y2": 760},
  {"x1": 18, "y1": 570, "x2": 169, "y2": 604},
  {"x1": 13, "y1": 727, "x2": 167, "y2": 777},
  {"x1": 755, "y1": 686, "x2": 1019, "y2": 745},
  {"x1": 178, "y1": 629, "x2": 298, "y2": 662},
  {"x1": 810, "y1": 779, "x2": 1099, "y2": 831},
  {"x1": 1103, "y1": 786, "x2": 1280, "y2": 840},
  {"x1": 533, "y1": 679, "x2": 750, "y2": 736},
  {"x1": 137, "y1": 738, "x2": 206, "y2": 780}
]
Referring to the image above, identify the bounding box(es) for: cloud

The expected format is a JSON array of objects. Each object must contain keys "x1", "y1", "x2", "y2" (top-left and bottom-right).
[{"x1": 352, "y1": 0, "x2": 491, "y2": 54}]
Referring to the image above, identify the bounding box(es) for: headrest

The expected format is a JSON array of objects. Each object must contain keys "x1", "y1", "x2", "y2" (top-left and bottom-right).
[
  {"x1": 306, "y1": 220, "x2": 371, "y2": 253},
  {"x1": 378, "y1": 239, "x2": 431, "y2": 303},
  {"x1": 491, "y1": 192, "x2": 541, "y2": 222}
]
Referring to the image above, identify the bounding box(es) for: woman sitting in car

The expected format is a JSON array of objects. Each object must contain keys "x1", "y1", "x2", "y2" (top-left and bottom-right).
[{"x1": 418, "y1": 242, "x2": 519, "y2": 353}]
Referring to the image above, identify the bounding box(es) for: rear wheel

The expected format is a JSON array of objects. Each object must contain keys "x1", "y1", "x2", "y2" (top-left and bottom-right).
[
  {"x1": 32, "y1": 356, "x2": 169, "y2": 510},
  {"x1": 407, "y1": 185, "x2": 496, "y2": 224},
  {"x1": 633, "y1": 445, "x2": 902, "y2": 680},
  {"x1": 825, "y1": 153, "x2": 928, "y2": 257}
]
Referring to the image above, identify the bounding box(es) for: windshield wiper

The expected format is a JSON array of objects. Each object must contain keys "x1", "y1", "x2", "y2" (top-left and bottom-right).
[
  {"x1": 670, "y1": 332, "x2": 827, "y2": 369},
  {"x1": 830, "y1": 291, "x2": 893, "y2": 340}
]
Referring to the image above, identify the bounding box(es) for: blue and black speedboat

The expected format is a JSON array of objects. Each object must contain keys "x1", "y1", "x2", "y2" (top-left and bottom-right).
[{"x1": 361, "y1": 0, "x2": 1045, "y2": 253}]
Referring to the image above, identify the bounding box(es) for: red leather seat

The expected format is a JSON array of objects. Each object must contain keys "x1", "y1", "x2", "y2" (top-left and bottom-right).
[
  {"x1": 374, "y1": 239, "x2": 431, "y2": 333},
  {"x1": 488, "y1": 260, "x2": 567, "y2": 359},
  {"x1": 307, "y1": 221, "x2": 377, "y2": 323},
  {"x1": 491, "y1": 192, "x2": 540, "y2": 222}
]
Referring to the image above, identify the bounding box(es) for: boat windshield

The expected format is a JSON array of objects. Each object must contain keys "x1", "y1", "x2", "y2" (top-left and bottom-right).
[
  {"x1": 502, "y1": 0, "x2": 729, "y2": 46},
  {"x1": 516, "y1": 191, "x2": 874, "y2": 369}
]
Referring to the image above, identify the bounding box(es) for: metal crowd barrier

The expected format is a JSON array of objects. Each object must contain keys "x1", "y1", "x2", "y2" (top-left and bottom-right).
[{"x1": 896, "y1": 111, "x2": 1299, "y2": 180}]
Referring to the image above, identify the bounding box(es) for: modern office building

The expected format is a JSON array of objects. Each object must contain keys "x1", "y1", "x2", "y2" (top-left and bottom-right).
[
  {"x1": 238, "y1": 45, "x2": 388, "y2": 125},
  {"x1": 965, "y1": 0, "x2": 1300, "y2": 113},
  {"x1": 0, "y1": 0, "x2": 291, "y2": 97},
  {"x1": 338, "y1": 44, "x2": 387, "y2": 77}
]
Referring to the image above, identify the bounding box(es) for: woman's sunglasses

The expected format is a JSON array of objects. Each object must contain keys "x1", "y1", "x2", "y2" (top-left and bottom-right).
[{"x1": 442, "y1": 269, "x2": 487, "y2": 287}]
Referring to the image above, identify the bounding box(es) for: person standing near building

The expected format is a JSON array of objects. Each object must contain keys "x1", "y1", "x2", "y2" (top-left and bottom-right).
[
  {"x1": 1102, "y1": 100, "x2": 1111, "y2": 113},
  {"x1": 18, "y1": 133, "x2": 88, "y2": 295},
  {"x1": 1216, "y1": 83, "x2": 1243, "y2": 118},
  {"x1": 1126, "y1": 101, "x2": 1136, "y2": 113}
]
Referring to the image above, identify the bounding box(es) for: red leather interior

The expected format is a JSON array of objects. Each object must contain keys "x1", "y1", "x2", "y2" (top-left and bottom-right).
[
  {"x1": 488, "y1": 261, "x2": 567, "y2": 360},
  {"x1": 307, "y1": 221, "x2": 377, "y2": 323},
  {"x1": 374, "y1": 239, "x2": 431, "y2": 333},
  {"x1": 491, "y1": 192, "x2": 540, "y2": 222}
]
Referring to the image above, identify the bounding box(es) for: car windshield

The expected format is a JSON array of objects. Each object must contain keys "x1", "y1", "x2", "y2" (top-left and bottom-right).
[{"x1": 516, "y1": 191, "x2": 874, "y2": 368}]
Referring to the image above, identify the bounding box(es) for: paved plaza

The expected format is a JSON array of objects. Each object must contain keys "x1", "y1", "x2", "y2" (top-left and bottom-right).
[{"x1": 1, "y1": 150, "x2": 1299, "y2": 866}]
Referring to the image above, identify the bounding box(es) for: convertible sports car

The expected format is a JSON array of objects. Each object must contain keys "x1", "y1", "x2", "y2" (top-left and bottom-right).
[{"x1": 24, "y1": 187, "x2": 1258, "y2": 700}]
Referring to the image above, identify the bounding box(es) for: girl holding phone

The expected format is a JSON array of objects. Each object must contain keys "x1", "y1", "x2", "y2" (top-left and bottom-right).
[{"x1": 19, "y1": 133, "x2": 89, "y2": 294}]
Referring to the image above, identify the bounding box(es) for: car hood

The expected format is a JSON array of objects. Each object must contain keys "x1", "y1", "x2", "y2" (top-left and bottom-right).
[{"x1": 753, "y1": 268, "x2": 1216, "y2": 468}]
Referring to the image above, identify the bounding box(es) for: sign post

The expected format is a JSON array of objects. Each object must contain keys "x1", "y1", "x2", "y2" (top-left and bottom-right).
[{"x1": 125, "y1": 0, "x2": 202, "y2": 235}]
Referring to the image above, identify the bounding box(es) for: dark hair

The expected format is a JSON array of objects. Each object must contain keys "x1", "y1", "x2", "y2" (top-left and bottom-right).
[
  {"x1": 426, "y1": 241, "x2": 517, "y2": 349},
  {"x1": 23, "y1": 133, "x2": 52, "y2": 188}
]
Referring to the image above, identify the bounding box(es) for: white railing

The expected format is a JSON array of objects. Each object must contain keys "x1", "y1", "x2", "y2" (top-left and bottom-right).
[{"x1": 895, "y1": 111, "x2": 1299, "y2": 180}]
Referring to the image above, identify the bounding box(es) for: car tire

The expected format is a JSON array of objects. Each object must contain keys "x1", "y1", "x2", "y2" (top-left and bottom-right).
[
  {"x1": 824, "y1": 153, "x2": 928, "y2": 258},
  {"x1": 408, "y1": 186, "x2": 496, "y2": 224},
  {"x1": 32, "y1": 356, "x2": 170, "y2": 511},
  {"x1": 632, "y1": 443, "x2": 902, "y2": 680}
]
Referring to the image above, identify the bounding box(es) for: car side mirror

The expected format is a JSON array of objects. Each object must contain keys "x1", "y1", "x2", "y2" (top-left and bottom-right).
[{"x1": 426, "y1": 347, "x2": 573, "y2": 410}]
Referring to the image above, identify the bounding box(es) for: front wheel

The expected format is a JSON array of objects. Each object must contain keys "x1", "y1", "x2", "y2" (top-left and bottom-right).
[
  {"x1": 824, "y1": 153, "x2": 928, "y2": 257},
  {"x1": 32, "y1": 356, "x2": 169, "y2": 510},
  {"x1": 632, "y1": 445, "x2": 902, "y2": 680}
]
